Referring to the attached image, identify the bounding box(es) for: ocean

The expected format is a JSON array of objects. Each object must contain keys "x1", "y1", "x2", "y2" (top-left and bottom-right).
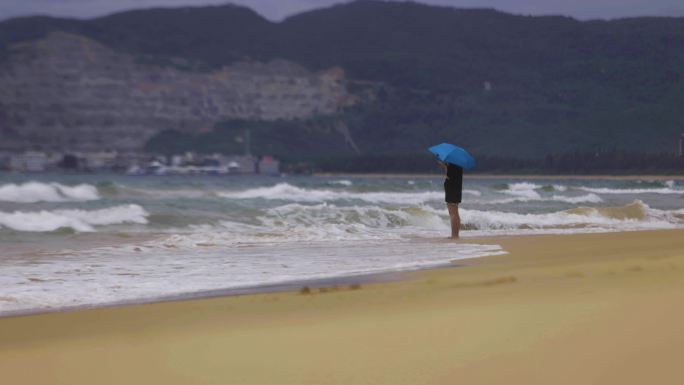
[{"x1": 1, "y1": 173, "x2": 683, "y2": 315}]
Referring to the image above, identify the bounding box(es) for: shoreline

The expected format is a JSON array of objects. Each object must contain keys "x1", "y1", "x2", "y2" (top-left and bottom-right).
[
  {"x1": 2, "y1": 229, "x2": 683, "y2": 384},
  {"x1": 2, "y1": 227, "x2": 680, "y2": 319},
  {"x1": 0, "y1": 264, "x2": 453, "y2": 319}
]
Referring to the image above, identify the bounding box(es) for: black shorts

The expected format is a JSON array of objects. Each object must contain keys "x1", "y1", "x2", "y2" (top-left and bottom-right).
[{"x1": 444, "y1": 180, "x2": 462, "y2": 204}]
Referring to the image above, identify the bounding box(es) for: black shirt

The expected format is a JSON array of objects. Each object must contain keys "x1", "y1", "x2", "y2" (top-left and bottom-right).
[{"x1": 444, "y1": 164, "x2": 463, "y2": 203}]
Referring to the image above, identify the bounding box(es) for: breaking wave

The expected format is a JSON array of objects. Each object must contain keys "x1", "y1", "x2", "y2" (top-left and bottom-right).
[
  {"x1": 486, "y1": 182, "x2": 602, "y2": 204},
  {"x1": 487, "y1": 193, "x2": 603, "y2": 205},
  {"x1": 153, "y1": 204, "x2": 444, "y2": 247},
  {"x1": 489, "y1": 180, "x2": 684, "y2": 204},
  {"x1": 146, "y1": 200, "x2": 683, "y2": 250},
  {"x1": 219, "y1": 183, "x2": 444, "y2": 205},
  {"x1": 500, "y1": 182, "x2": 543, "y2": 199},
  {"x1": 579, "y1": 186, "x2": 683, "y2": 195},
  {"x1": 0, "y1": 205, "x2": 149, "y2": 232},
  {"x1": 539, "y1": 184, "x2": 567, "y2": 192},
  {"x1": 463, "y1": 189, "x2": 482, "y2": 196},
  {"x1": 460, "y1": 200, "x2": 681, "y2": 232},
  {"x1": 498, "y1": 181, "x2": 684, "y2": 198},
  {"x1": 328, "y1": 180, "x2": 353, "y2": 186},
  {"x1": 0, "y1": 182, "x2": 100, "y2": 203}
]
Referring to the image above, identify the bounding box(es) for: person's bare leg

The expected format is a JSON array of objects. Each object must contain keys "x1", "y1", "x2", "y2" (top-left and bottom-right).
[{"x1": 447, "y1": 203, "x2": 460, "y2": 239}]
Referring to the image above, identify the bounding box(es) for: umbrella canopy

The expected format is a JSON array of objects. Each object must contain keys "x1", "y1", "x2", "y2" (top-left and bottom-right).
[{"x1": 428, "y1": 143, "x2": 476, "y2": 170}]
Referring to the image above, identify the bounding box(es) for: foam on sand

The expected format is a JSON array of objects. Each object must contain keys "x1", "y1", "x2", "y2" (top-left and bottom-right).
[
  {"x1": 0, "y1": 205, "x2": 149, "y2": 232},
  {"x1": 3, "y1": 230, "x2": 684, "y2": 384},
  {"x1": 0, "y1": 182, "x2": 100, "y2": 203},
  {"x1": 0, "y1": 235, "x2": 505, "y2": 315}
]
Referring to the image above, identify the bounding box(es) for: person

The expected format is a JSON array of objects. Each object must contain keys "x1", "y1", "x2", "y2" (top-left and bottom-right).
[{"x1": 439, "y1": 161, "x2": 463, "y2": 239}]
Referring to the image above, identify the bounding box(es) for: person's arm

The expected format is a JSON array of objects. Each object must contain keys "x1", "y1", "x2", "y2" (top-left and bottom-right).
[{"x1": 438, "y1": 161, "x2": 447, "y2": 177}]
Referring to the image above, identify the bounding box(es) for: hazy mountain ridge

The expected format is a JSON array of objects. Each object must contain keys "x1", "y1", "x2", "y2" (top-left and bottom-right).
[
  {"x1": 0, "y1": 31, "x2": 350, "y2": 152},
  {"x1": 1, "y1": 0, "x2": 683, "y2": 162}
]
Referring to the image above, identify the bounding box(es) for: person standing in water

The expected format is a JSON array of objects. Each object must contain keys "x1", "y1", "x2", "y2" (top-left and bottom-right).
[{"x1": 439, "y1": 161, "x2": 463, "y2": 238}]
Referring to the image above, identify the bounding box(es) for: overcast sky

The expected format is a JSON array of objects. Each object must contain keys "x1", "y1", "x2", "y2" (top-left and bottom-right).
[{"x1": 1, "y1": 0, "x2": 683, "y2": 22}]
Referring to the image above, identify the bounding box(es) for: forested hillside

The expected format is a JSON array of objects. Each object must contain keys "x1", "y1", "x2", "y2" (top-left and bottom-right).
[{"x1": 2, "y1": 0, "x2": 684, "y2": 171}]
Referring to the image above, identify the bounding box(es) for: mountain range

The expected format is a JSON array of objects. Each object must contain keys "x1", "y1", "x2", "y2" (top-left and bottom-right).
[{"x1": 1, "y1": 0, "x2": 683, "y2": 170}]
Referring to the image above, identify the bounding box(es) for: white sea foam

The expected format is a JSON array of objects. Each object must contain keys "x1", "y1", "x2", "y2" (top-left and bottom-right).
[
  {"x1": 487, "y1": 193, "x2": 603, "y2": 205},
  {"x1": 0, "y1": 205, "x2": 149, "y2": 232},
  {"x1": 155, "y1": 200, "x2": 684, "y2": 249},
  {"x1": 459, "y1": 200, "x2": 680, "y2": 232},
  {"x1": 550, "y1": 194, "x2": 603, "y2": 204},
  {"x1": 109, "y1": 184, "x2": 216, "y2": 199},
  {"x1": 579, "y1": 186, "x2": 683, "y2": 195},
  {"x1": 153, "y1": 204, "x2": 446, "y2": 247},
  {"x1": 329, "y1": 180, "x2": 353, "y2": 186},
  {"x1": 4, "y1": 176, "x2": 684, "y2": 316},
  {"x1": 7, "y1": 198, "x2": 683, "y2": 314},
  {"x1": 460, "y1": 208, "x2": 617, "y2": 231},
  {"x1": 219, "y1": 183, "x2": 444, "y2": 204},
  {"x1": 0, "y1": 237, "x2": 505, "y2": 314},
  {"x1": 0, "y1": 182, "x2": 100, "y2": 203},
  {"x1": 261, "y1": 203, "x2": 447, "y2": 239},
  {"x1": 501, "y1": 182, "x2": 542, "y2": 199}
]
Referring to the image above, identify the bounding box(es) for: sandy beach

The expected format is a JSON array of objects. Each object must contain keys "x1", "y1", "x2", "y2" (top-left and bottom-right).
[{"x1": 2, "y1": 229, "x2": 684, "y2": 385}]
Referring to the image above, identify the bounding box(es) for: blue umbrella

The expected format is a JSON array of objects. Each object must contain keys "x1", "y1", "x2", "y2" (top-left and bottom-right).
[{"x1": 428, "y1": 143, "x2": 476, "y2": 170}]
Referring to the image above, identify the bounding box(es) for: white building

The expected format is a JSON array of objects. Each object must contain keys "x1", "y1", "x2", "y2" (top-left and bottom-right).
[
  {"x1": 10, "y1": 151, "x2": 49, "y2": 172},
  {"x1": 83, "y1": 151, "x2": 119, "y2": 170}
]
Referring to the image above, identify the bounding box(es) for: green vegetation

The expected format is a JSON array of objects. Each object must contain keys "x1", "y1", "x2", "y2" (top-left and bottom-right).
[{"x1": 144, "y1": 118, "x2": 357, "y2": 158}]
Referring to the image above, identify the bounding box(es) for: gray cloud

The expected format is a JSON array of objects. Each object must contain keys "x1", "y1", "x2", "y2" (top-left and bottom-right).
[{"x1": 1, "y1": 0, "x2": 683, "y2": 22}]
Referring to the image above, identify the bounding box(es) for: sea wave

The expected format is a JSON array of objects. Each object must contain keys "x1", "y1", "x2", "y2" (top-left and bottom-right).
[
  {"x1": 486, "y1": 193, "x2": 603, "y2": 205},
  {"x1": 500, "y1": 182, "x2": 543, "y2": 199},
  {"x1": 579, "y1": 186, "x2": 683, "y2": 195},
  {"x1": 498, "y1": 181, "x2": 684, "y2": 198},
  {"x1": 328, "y1": 180, "x2": 353, "y2": 186},
  {"x1": 463, "y1": 189, "x2": 481, "y2": 196},
  {"x1": 218, "y1": 183, "x2": 444, "y2": 205},
  {"x1": 460, "y1": 200, "x2": 681, "y2": 231},
  {"x1": 0, "y1": 205, "x2": 149, "y2": 232},
  {"x1": 160, "y1": 204, "x2": 437, "y2": 246},
  {"x1": 0, "y1": 182, "x2": 100, "y2": 203},
  {"x1": 488, "y1": 182, "x2": 602, "y2": 204},
  {"x1": 148, "y1": 200, "x2": 683, "y2": 248},
  {"x1": 99, "y1": 182, "x2": 218, "y2": 199},
  {"x1": 540, "y1": 184, "x2": 567, "y2": 192}
]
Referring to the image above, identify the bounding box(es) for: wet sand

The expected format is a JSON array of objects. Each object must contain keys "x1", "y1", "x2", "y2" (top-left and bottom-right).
[{"x1": 1, "y1": 230, "x2": 683, "y2": 385}]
